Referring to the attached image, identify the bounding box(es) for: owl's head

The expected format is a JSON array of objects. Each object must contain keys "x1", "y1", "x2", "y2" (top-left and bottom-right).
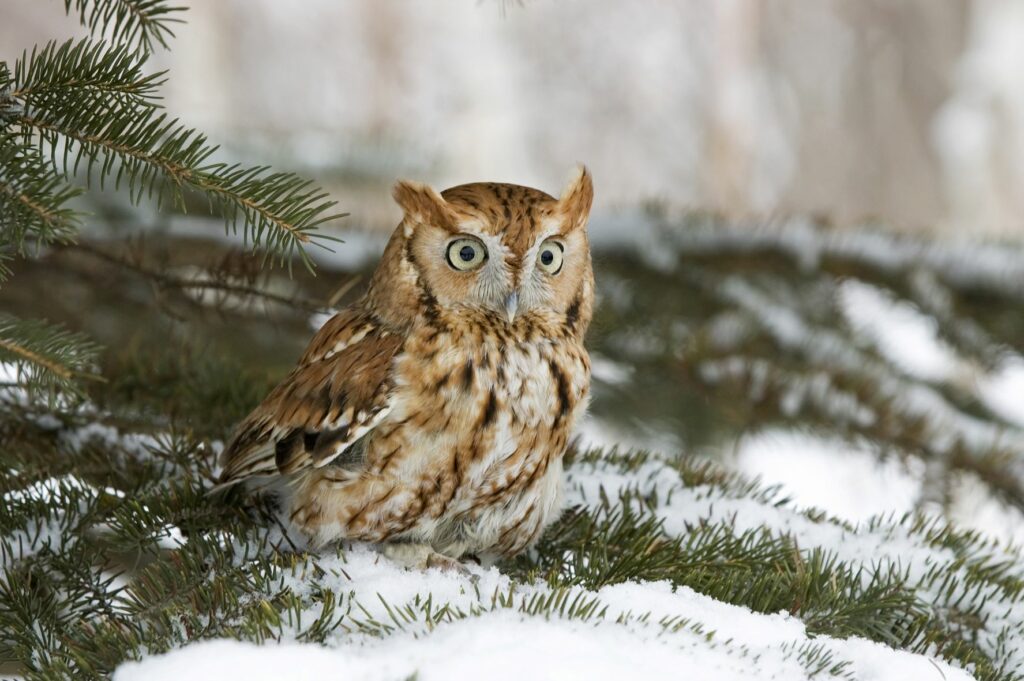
[{"x1": 369, "y1": 167, "x2": 594, "y2": 336}]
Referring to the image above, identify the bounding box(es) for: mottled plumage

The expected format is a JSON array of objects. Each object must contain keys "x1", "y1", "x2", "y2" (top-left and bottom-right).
[{"x1": 218, "y1": 167, "x2": 595, "y2": 569}]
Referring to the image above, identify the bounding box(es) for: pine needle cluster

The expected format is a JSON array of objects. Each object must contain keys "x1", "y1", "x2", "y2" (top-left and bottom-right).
[{"x1": 0, "y1": 0, "x2": 343, "y2": 404}]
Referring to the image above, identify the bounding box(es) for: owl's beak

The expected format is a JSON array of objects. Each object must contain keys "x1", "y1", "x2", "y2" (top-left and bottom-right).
[{"x1": 504, "y1": 291, "x2": 519, "y2": 323}]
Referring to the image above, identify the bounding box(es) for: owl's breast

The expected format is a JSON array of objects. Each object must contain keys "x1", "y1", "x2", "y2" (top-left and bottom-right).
[
  {"x1": 369, "y1": 314, "x2": 589, "y2": 516},
  {"x1": 399, "y1": 314, "x2": 589, "y2": 430},
  {"x1": 353, "y1": 313, "x2": 590, "y2": 554}
]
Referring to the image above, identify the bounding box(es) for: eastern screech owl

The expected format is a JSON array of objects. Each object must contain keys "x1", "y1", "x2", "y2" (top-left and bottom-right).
[{"x1": 218, "y1": 167, "x2": 594, "y2": 570}]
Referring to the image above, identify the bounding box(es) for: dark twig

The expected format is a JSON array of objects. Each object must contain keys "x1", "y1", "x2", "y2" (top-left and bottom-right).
[{"x1": 64, "y1": 241, "x2": 333, "y2": 313}]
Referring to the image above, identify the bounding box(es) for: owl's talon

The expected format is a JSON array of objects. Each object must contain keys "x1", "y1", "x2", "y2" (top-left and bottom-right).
[
  {"x1": 425, "y1": 553, "x2": 474, "y2": 577},
  {"x1": 382, "y1": 542, "x2": 472, "y2": 576}
]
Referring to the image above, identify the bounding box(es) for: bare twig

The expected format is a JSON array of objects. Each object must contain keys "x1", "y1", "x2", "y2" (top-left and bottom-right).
[{"x1": 64, "y1": 241, "x2": 332, "y2": 313}]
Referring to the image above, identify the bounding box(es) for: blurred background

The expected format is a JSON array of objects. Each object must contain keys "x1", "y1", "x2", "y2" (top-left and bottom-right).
[
  {"x1": 4, "y1": 1, "x2": 1024, "y2": 544},
  {"x1": 5, "y1": 0, "x2": 1024, "y2": 236}
]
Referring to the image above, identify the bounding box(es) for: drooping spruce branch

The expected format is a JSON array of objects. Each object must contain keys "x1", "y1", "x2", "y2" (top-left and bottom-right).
[
  {"x1": 0, "y1": 133, "x2": 82, "y2": 267},
  {"x1": 0, "y1": 65, "x2": 83, "y2": 264},
  {"x1": 8, "y1": 37, "x2": 345, "y2": 271},
  {"x1": 13, "y1": 39, "x2": 165, "y2": 111},
  {"x1": 0, "y1": 314, "x2": 103, "y2": 405},
  {"x1": 62, "y1": 0, "x2": 187, "y2": 53},
  {"x1": 0, "y1": 3, "x2": 348, "y2": 403}
]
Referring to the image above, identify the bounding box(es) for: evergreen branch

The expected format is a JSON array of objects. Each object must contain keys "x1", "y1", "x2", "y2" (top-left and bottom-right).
[
  {"x1": 62, "y1": 0, "x2": 187, "y2": 53},
  {"x1": 0, "y1": 314, "x2": 103, "y2": 404},
  {"x1": 13, "y1": 39, "x2": 165, "y2": 111},
  {"x1": 0, "y1": 133, "x2": 82, "y2": 260},
  {"x1": 17, "y1": 105, "x2": 345, "y2": 269}
]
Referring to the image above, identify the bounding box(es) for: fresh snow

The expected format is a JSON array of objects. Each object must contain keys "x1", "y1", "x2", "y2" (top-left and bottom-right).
[
  {"x1": 110, "y1": 448, "x2": 1022, "y2": 681},
  {"x1": 837, "y1": 280, "x2": 963, "y2": 383},
  {"x1": 115, "y1": 545, "x2": 974, "y2": 681},
  {"x1": 115, "y1": 605, "x2": 973, "y2": 681},
  {"x1": 731, "y1": 428, "x2": 923, "y2": 524}
]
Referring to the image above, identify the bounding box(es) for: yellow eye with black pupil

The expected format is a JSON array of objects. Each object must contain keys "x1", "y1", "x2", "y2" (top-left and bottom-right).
[
  {"x1": 446, "y1": 237, "x2": 487, "y2": 271},
  {"x1": 537, "y1": 239, "x2": 564, "y2": 274}
]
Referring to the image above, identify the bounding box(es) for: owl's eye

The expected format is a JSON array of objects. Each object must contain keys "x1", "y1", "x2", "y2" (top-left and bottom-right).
[
  {"x1": 536, "y1": 239, "x2": 564, "y2": 274},
  {"x1": 446, "y1": 237, "x2": 488, "y2": 271}
]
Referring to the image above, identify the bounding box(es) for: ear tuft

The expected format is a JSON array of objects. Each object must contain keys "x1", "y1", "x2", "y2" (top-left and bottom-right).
[
  {"x1": 558, "y1": 165, "x2": 594, "y2": 231},
  {"x1": 392, "y1": 180, "x2": 457, "y2": 233}
]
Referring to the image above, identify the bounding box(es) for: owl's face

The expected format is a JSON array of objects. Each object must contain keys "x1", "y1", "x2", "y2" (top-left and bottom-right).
[{"x1": 387, "y1": 168, "x2": 594, "y2": 327}]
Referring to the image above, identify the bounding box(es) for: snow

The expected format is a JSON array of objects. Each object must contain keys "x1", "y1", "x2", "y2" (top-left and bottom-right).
[
  {"x1": 589, "y1": 353, "x2": 633, "y2": 386},
  {"x1": 114, "y1": 553, "x2": 974, "y2": 681},
  {"x1": 710, "y1": 274, "x2": 1024, "y2": 486},
  {"x1": 948, "y1": 471, "x2": 1024, "y2": 548},
  {"x1": 978, "y1": 357, "x2": 1024, "y2": 429},
  {"x1": 1, "y1": 475, "x2": 95, "y2": 566},
  {"x1": 837, "y1": 280, "x2": 961, "y2": 383},
  {"x1": 731, "y1": 429, "x2": 922, "y2": 524},
  {"x1": 7, "y1": 414, "x2": 1011, "y2": 680},
  {"x1": 649, "y1": 214, "x2": 1024, "y2": 296},
  {"x1": 114, "y1": 612, "x2": 810, "y2": 681},
  {"x1": 574, "y1": 414, "x2": 682, "y2": 458},
  {"x1": 11, "y1": 213, "x2": 1024, "y2": 679},
  {"x1": 109, "y1": 445, "x2": 1021, "y2": 680},
  {"x1": 568, "y1": 455, "x2": 1024, "y2": 672}
]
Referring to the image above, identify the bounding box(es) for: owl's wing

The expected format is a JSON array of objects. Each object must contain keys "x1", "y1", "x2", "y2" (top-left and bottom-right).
[{"x1": 215, "y1": 308, "x2": 403, "y2": 488}]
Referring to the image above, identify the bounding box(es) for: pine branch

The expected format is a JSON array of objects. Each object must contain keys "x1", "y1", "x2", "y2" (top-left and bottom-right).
[
  {"x1": 6, "y1": 38, "x2": 344, "y2": 269},
  {"x1": 13, "y1": 39, "x2": 165, "y2": 111},
  {"x1": 62, "y1": 0, "x2": 187, "y2": 53},
  {"x1": 0, "y1": 133, "x2": 82, "y2": 264},
  {"x1": 0, "y1": 314, "x2": 103, "y2": 405},
  {"x1": 16, "y1": 105, "x2": 345, "y2": 270}
]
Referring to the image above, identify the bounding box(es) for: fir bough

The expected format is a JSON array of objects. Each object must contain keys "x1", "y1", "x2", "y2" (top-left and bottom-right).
[
  {"x1": 0, "y1": 1, "x2": 345, "y2": 403},
  {"x1": 0, "y1": 314, "x2": 102, "y2": 405},
  {"x1": 62, "y1": 0, "x2": 187, "y2": 53}
]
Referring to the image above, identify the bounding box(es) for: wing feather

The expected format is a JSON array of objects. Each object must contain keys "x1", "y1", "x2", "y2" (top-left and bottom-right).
[{"x1": 216, "y1": 308, "x2": 402, "y2": 487}]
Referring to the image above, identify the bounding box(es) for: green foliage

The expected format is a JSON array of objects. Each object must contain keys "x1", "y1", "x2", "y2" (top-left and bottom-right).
[
  {"x1": 0, "y1": 314, "x2": 102, "y2": 404},
  {"x1": 63, "y1": 0, "x2": 187, "y2": 53},
  {"x1": 8, "y1": 36, "x2": 343, "y2": 271},
  {"x1": 12, "y1": 39, "x2": 165, "y2": 111},
  {"x1": 1, "y1": 4, "x2": 1022, "y2": 680},
  {"x1": 98, "y1": 342, "x2": 279, "y2": 437},
  {"x1": 0, "y1": 132, "x2": 81, "y2": 273},
  {"x1": 588, "y1": 215, "x2": 1024, "y2": 513},
  {"x1": 0, "y1": 1, "x2": 345, "y2": 403}
]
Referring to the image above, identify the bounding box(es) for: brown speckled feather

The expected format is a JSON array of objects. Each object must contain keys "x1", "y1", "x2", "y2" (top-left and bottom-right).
[{"x1": 217, "y1": 307, "x2": 402, "y2": 484}]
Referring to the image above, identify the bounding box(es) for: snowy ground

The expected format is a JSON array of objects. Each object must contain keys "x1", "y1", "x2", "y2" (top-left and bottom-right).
[
  {"x1": 116, "y1": 581, "x2": 971, "y2": 681},
  {"x1": 114, "y1": 450, "x2": 996, "y2": 681}
]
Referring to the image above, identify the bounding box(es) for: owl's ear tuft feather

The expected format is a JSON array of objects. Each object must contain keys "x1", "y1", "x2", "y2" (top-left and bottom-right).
[
  {"x1": 393, "y1": 180, "x2": 458, "y2": 234},
  {"x1": 557, "y1": 165, "x2": 594, "y2": 231}
]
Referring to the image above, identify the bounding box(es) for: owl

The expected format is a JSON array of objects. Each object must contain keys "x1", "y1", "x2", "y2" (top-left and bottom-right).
[{"x1": 217, "y1": 167, "x2": 595, "y2": 571}]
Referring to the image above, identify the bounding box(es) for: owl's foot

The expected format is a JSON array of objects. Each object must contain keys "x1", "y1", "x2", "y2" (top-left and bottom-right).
[{"x1": 380, "y1": 542, "x2": 472, "y2": 575}]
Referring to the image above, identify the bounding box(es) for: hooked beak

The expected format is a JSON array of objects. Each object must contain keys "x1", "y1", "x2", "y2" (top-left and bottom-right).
[{"x1": 504, "y1": 291, "x2": 519, "y2": 323}]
